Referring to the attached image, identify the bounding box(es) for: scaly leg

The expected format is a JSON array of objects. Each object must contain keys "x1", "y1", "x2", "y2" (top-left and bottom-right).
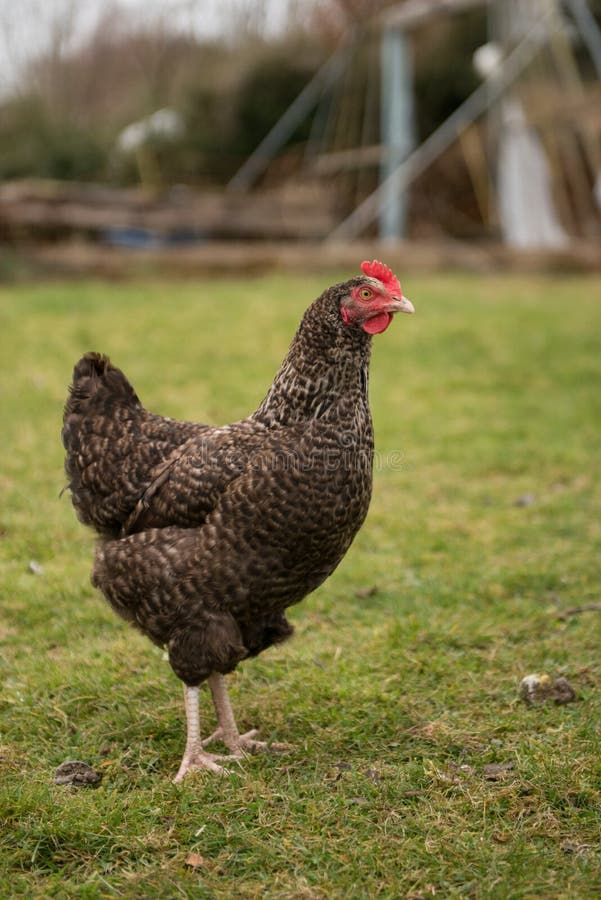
[
  {"x1": 202, "y1": 672, "x2": 289, "y2": 757},
  {"x1": 173, "y1": 684, "x2": 234, "y2": 782}
]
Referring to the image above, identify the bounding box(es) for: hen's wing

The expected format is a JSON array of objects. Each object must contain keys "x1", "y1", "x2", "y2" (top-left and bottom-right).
[
  {"x1": 62, "y1": 353, "x2": 267, "y2": 537},
  {"x1": 125, "y1": 419, "x2": 271, "y2": 534}
]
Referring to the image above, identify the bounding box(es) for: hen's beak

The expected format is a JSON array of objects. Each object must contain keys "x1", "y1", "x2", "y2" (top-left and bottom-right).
[{"x1": 388, "y1": 295, "x2": 415, "y2": 315}]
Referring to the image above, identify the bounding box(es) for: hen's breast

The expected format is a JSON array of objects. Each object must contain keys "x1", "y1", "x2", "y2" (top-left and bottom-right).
[{"x1": 261, "y1": 399, "x2": 374, "y2": 602}]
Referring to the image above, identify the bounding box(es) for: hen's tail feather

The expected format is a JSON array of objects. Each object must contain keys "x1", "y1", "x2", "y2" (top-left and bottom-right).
[
  {"x1": 63, "y1": 352, "x2": 140, "y2": 422},
  {"x1": 62, "y1": 353, "x2": 146, "y2": 537},
  {"x1": 63, "y1": 352, "x2": 205, "y2": 537}
]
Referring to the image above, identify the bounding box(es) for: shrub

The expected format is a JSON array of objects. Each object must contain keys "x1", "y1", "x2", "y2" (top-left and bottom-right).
[{"x1": 0, "y1": 95, "x2": 108, "y2": 182}]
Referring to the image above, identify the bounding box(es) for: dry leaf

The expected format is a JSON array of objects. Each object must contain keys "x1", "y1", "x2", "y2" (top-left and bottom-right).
[
  {"x1": 492, "y1": 831, "x2": 512, "y2": 843},
  {"x1": 561, "y1": 840, "x2": 590, "y2": 856}
]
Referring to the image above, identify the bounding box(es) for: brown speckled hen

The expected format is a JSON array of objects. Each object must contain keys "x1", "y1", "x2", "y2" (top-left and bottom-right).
[{"x1": 62, "y1": 261, "x2": 414, "y2": 781}]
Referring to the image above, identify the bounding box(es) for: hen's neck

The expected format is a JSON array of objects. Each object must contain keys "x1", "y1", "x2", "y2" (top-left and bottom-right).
[{"x1": 253, "y1": 304, "x2": 372, "y2": 427}]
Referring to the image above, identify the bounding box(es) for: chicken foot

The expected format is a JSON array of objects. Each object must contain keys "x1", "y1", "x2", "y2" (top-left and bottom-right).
[
  {"x1": 173, "y1": 684, "x2": 238, "y2": 782},
  {"x1": 202, "y1": 672, "x2": 290, "y2": 757}
]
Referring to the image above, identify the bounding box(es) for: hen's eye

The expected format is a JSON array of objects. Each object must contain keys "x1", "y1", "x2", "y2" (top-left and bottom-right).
[{"x1": 359, "y1": 288, "x2": 372, "y2": 300}]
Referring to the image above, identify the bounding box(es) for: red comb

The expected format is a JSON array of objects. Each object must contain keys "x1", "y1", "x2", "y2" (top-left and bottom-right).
[{"x1": 360, "y1": 259, "x2": 401, "y2": 297}]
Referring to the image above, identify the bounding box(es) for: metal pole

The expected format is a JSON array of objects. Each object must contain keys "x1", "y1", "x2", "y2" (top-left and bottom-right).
[
  {"x1": 379, "y1": 25, "x2": 415, "y2": 239},
  {"x1": 564, "y1": 0, "x2": 601, "y2": 78},
  {"x1": 227, "y1": 45, "x2": 349, "y2": 193}
]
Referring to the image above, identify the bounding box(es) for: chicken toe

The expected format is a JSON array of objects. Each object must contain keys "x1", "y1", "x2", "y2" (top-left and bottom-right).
[
  {"x1": 202, "y1": 725, "x2": 288, "y2": 755},
  {"x1": 206, "y1": 673, "x2": 291, "y2": 758},
  {"x1": 173, "y1": 745, "x2": 230, "y2": 782},
  {"x1": 231, "y1": 732, "x2": 291, "y2": 758}
]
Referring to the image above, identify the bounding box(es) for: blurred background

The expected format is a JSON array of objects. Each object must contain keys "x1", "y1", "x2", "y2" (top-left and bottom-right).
[{"x1": 0, "y1": 0, "x2": 600, "y2": 273}]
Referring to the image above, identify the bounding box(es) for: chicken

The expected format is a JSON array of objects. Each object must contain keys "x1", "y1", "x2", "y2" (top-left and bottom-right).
[{"x1": 62, "y1": 260, "x2": 414, "y2": 781}]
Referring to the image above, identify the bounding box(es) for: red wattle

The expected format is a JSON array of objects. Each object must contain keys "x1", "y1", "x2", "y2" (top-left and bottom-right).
[{"x1": 362, "y1": 312, "x2": 392, "y2": 335}]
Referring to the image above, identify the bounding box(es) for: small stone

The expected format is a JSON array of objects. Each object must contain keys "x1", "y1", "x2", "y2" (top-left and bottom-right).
[
  {"x1": 28, "y1": 560, "x2": 44, "y2": 575},
  {"x1": 355, "y1": 586, "x2": 378, "y2": 599},
  {"x1": 520, "y1": 673, "x2": 548, "y2": 705},
  {"x1": 513, "y1": 493, "x2": 536, "y2": 507},
  {"x1": 519, "y1": 673, "x2": 577, "y2": 706},
  {"x1": 482, "y1": 761, "x2": 514, "y2": 780},
  {"x1": 550, "y1": 676, "x2": 577, "y2": 705},
  {"x1": 54, "y1": 760, "x2": 102, "y2": 788}
]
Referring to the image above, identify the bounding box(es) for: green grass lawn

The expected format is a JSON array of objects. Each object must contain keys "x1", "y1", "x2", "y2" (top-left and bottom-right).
[{"x1": 0, "y1": 271, "x2": 600, "y2": 898}]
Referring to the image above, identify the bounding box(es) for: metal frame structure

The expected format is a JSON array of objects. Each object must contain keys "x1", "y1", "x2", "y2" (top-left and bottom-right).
[{"x1": 227, "y1": 0, "x2": 601, "y2": 244}]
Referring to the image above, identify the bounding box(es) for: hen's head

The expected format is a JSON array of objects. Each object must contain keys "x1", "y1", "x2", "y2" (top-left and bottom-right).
[{"x1": 339, "y1": 260, "x2": 414, "y2": 335}]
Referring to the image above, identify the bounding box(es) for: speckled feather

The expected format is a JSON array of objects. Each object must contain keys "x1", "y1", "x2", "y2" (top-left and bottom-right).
[{"x1": 63, "y1": 277, "x2": 378, "y2": 686}]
